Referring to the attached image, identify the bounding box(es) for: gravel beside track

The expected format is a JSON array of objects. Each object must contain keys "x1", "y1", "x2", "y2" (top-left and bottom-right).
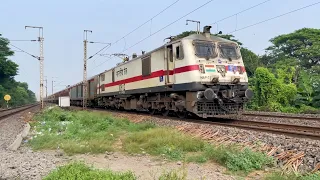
[
  {"x1": 0, "y1": 106, "x2": 64, "y2": 180},
  {"x1": 101, "y1": 110, "x2": 320, "y2": 172},
  {"x1": 236, "y1": 114, "x2": 320, "y2": 127}
]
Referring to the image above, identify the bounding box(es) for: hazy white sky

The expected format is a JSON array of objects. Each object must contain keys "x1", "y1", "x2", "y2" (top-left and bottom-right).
[{"x1": 1, "y1": 0, "x2": 319, "y2": 100}]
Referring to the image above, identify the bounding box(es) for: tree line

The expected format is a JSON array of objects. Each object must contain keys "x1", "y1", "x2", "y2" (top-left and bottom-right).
[
  {"x1": 177, "y1": 28, "x2": 320, "y2": 113},
  {"x1": 0, "y1": 35, "x2": 36, "y2": 108}
]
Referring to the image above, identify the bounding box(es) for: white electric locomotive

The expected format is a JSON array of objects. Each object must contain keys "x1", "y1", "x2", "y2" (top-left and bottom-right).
[
  {"x1": 47, "y1": 25, "x2": 253, "y2": 118},
  {"x1": 94, "y1": 25, "x2": 253, "y2": 118}
]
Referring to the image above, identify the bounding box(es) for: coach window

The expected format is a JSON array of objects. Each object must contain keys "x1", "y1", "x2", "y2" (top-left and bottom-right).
[{"x1": 142, "y1": 55, "x2": 151, "y2": 76}]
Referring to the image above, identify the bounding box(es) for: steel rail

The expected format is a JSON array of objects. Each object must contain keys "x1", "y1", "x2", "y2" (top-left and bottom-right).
[
  {"x1": 0, "y1": 103, "x2": 39, "y2": 120},
  {"x1": 197, "y1": 119, "x2": 320, "y2": 140},
  {"x1": 242, "y1": 113, "x2": 320, "y2": 121}
]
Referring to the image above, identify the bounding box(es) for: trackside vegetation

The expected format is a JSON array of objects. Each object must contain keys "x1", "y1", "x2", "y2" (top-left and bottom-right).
[
  {"x1": 31, "y1": 107, "x2": 274, "y2": 174},
  {"x1": 33, "y1": 107, "x2": 320, "y2": 179},
  {"x1": 43, "y1": 162, "x2": 136, "y2": 180},
  {"x1": 265, "y1": 172, "x2": 320, "y2": 180},
  {"x1": 0, "y1": 35, "x2": 36, "y2": 107}
]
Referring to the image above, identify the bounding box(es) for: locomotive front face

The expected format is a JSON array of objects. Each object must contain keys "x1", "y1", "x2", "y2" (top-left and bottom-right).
[{"x1": 182, "y1": 36, "x2": 253, "y2": 118}]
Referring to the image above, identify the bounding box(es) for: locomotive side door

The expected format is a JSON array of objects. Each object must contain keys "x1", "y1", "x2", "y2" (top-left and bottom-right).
[{"x1": 164, "y1": 44, "x2": 174, "y2": 85}]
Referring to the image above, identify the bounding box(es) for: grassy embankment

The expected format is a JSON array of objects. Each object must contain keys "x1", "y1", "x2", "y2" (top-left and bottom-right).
[{"x1": 30, "y1": 107, "x2": 319, "y2": 179}]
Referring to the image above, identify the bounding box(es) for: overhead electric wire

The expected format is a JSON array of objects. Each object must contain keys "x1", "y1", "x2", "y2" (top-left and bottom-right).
[
  {"x1": 209, "y1": 0, "x2": 272, "y2": 25},
  {"x1": 228, "y1": 1, "x2": 320, "y2": 34},
  {"x1": 88, "y1": 0, "x2": 181, "y2": 60},
  {"x1": 9, "y1": 44, "x2": 38, "y2": 59},
  {"x1": 8, "y1": 40, "x2": 37, "y2": 42},
  {"x1": 92, "y1": 0, "x2": 216, "y2": 70}
]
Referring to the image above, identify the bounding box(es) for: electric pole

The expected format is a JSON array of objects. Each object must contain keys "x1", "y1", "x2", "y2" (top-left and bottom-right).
[
  {"x1": 186, "y1": 19, "x2": 201, "y2": 34},
  {"x1": 83, "y1": 30, "x2": 92, "y2": 110},
  {"x1": 52, "y1": 80, "x2": 54, "y2": 95},
  {"x1": 25, "y1": 26, "x2": 44, "y2": 109},
  {"x1": 44, "y1": 76, "x2": 48, "y2": 98}
]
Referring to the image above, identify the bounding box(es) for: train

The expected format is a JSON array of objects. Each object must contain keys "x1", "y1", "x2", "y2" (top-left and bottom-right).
[{"x1": 45, "y1": 26, "x2": 253, "y2": 118}]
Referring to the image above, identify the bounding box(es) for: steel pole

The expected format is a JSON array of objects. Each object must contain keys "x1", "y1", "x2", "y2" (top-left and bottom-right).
[{"x1": 83, "y1": 30, "x2": 92, "y2": 110}]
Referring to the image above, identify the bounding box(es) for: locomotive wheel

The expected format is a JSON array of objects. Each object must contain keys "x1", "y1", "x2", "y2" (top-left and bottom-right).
[
  {"x1": 162, "y1": 110, "x2": 170, "y2": 116},
  {"x1": 176, "y1": 111, "x2": 187, "y2": 119},
  {"x1": 148, "y1": 108, "x2": 156, "y2": 115}
]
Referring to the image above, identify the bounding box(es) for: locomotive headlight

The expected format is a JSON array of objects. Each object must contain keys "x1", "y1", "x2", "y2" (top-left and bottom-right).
[{"x1": 197, "y1": 91, "x2": 204, "y2": 100}]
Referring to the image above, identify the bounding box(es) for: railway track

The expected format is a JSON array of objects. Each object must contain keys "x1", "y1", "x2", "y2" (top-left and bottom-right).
[
  {"x1": 197, "y1": 119, "x2": 320, "y2": 140},
  {"x1": 0, "y1": 103, "x2": 39, "y2": 121},
  {"x1": 64, "y1": 105, "x2": 320, "y2": 140},
  {"x1": 242, "y1": 112, "x2": 320, "y2": 121}
]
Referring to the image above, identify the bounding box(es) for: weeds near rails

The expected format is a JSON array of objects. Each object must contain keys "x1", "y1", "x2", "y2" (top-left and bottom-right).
[
  {"x1": 43, "y1": 162, "x2": 136, "y2": 180},
  {"x1": 29, "y1": 107, "x2": 155, "y2": 154}
]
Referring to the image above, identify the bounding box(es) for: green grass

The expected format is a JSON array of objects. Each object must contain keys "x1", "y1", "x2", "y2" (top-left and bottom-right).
[
  {"x1": 31, "y1": 106, "x2": 275, "y2": 174},
  {"x1": 123, "y1": 128, "x2": 274, "y2": 173},
  {"x1": 43, "y1": 162, "x2": 136, "y2": 180},
  {"x1": 158, "y1": 169, "x2": 187, "y2": 180},
  {"x1": 123, "y1": 127, "x2": 205, "y2": 160},
  {"x1": 265, "y1": 172, "x2": 320, "y2": 180},
  {"x1": 203, "y1": 145, "x2": 274, "y2": 173},
  {"x1": 30, "y1": 107, "x2": 155, "y2": 154}
]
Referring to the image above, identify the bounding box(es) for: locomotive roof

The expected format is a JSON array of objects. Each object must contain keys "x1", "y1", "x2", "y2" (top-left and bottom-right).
[{"x1": 178, "y1": 33, "x2": 237, "y2": 44}]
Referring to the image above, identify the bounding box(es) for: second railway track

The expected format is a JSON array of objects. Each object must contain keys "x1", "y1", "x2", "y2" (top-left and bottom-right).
[
  {"x1": 199, "y1": 118, "x2": 320, "y2": 140},
  {"x1": 0, "y1": 103, "x2": 39, "y2": 121},
  {"x1": 242, "y1": 113, "x2": 320, "y2": 121}
]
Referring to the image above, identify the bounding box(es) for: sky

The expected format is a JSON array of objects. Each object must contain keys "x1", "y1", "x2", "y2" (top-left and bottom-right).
[{"x1": 1, "y1": 0, "x2": 319, "y2": 100}]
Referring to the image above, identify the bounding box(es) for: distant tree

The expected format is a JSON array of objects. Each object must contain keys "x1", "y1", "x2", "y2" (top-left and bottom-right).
[
  {"x1": 267, "y1": 28, "x2": 320, "y2": 69},
  {"x1": 0, "y1": 34, "x2": 36, "y2": 107},
  {"x1": 0, "y1": 36, "x2": 18, "y2": 79}
]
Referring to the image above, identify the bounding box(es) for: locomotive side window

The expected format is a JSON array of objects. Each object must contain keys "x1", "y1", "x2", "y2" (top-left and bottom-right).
[
  {"x1": 142, "y1": 55, "x2": 151, "y2": 76},
  {"x1": 176, "y1": 46, "x2": 180, "y2": 59},
  {"x1": 101, "y1": 84, "x2": 105, "y2": 91},
  {"x1": 101, "y1": 74, "x2": 105, "y2": 81},
  {"x1": 176, "y1": 44, "x2": 184, "y2": 60},
  {"x1": 219, "y1": 43, "x2": 240, "y2": 60},
  {"x1": 169, "y1": 48, "x2": 173, "y2": 62},
  {"x1": 194, "y1": 41, "x2": 217, "y2": 59},
  {"x1": 112, "y1": 69, "x2": 115, "y2": 82}
]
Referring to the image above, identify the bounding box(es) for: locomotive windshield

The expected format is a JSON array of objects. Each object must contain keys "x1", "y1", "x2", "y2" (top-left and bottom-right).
[
  {"x1": 194, "y1": 41, "x2": 217, "y2": 59},
  {"x1": 219, "y1": 43, "x2": 240, "y2": 60}
]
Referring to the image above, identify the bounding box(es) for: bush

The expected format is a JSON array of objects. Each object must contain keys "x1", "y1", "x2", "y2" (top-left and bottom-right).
[
  {"x1": 44, "y1": 162, "x2": 136, "y2": 180},
  {"x1": 298, "y1": 105, "x2": 320, "y2": 114},
  {"x1": 204, "y1": 145, "x2": 274, "y2": 173}
]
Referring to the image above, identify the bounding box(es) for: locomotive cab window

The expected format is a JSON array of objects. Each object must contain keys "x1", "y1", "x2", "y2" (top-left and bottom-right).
[
  {"x1": 142, "y1": 55, "x2": 151, "y2": 76},
  {"x1": 219, "y1": 43, "x2": 240, "y2": 60},
  {"x1": 194, "y1": 41, "x2": 216, "y2": 59}
]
